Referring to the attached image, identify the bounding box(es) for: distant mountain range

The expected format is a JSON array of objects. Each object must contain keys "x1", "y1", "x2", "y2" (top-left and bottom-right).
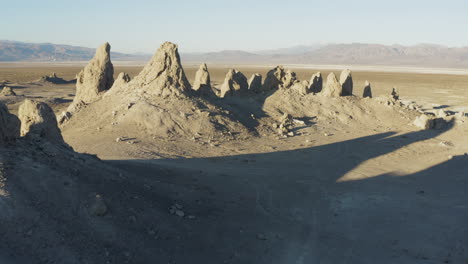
[
  {"x1": 1, "y1": 40, "x2": 468, "y2": 68},
  {"x1": 0, "y1": 40, "x2": 147, "y2": 61}
]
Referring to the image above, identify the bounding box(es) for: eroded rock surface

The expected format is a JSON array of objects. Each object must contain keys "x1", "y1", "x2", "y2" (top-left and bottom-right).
[
  {"x1": 363, "y1": 80, "x2": 372, "y2": 98},
  {"x1": 73, "y1": 42, "x2": 114, "y2": 105},
  {"x1": 19, "y1": 99, "x2": 64, "y2": 143},
  {"x1": 262, "y1": 66, "x2": 296, "y2": 92},
  {"x1": 248, "y1": 73, "x2": 262, "y2": 93},
  {"x1": 340, "y1": 69, "x2": 353, "y2": 96},
  {"x1": 321, "y1": 72, "x2": 342, "y2": 97},
  {"x1": 192, "y1": 63, "x2": 213, "y2": 96},
  {"x1": 309, "y1": 72, "x2": 323, "y2": 93},
  {"x1": 219, "y1": 69, "x2": 248, "y2": 97}
]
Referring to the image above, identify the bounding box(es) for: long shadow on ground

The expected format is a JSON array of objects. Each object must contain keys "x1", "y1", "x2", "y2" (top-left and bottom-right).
[
  {"x1": 1, "y1": 125, "x2": 467, "y2": 264},
  {"x1": 105, "y1": 127, "x2": 467, "y2": 264}
]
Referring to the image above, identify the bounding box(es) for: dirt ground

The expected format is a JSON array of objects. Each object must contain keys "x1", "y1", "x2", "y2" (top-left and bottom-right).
[{"x1": 0, "y1": 63, "x2": 467, "y2": 264}]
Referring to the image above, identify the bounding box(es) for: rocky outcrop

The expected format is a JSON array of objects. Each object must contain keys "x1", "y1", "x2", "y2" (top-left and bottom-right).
[
  {"x1": 391, "y1": 88, "x2": 399, "y2": 100},
  {"x1": 248, "y1": 73, "x2": 262, "y2": 93},
  {"x1": 283, "y1": 70, "x2": 296, "y2": 88},
  {"x1": 1, "y1": 86, "x2": 16, "y2": 96},
  {"x1": 340, "y1": 69, "x2": 353, "y2": 96},
  {"x1": 363, "y1": 81, "x2": 372, "y2": 98},
  {"x1": 192, "y1": 63, "x2": 213, "y2": 96},
  {"x1": 73, "y1": 42, "x2": 114, "y2": 105},
  {"x1": 0, "y1": 102, "x2": 20, "y2": 143},
  {"x1": 292, "y1": 80, "x2": 311, "y2": 95},
  {"x1": 219, "y1": 69, "x2": 248, "y2": 97},
  {"x1": 19, "y1": 99, "x2": 64, "y2": 143},
  {"x1": 262, "y1": 66, "x2": 296, "y2": 92},
  {"x1": 413, "y1": 114, "x2": 433, "y2": 130},
  {"x1": 37, "y1": 72, "x2": 69, "y2": 84},
  {"x1": 321, "y1": 72, "x2": 342, "y2": 97},
  {"x1": 131, "y1": 42, "x2": 190, "y2": 98},
  {"x1": 111, "y1": 72, "x2": 131, "y2": 89},
  {"x1": 309, "y1": 72, "x2": 323, "y2": 93}
]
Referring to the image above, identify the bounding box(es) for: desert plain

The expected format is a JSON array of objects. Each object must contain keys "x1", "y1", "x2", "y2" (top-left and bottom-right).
[{"x1": 0, "y1": 46, "x2": 467, "y2": 264}]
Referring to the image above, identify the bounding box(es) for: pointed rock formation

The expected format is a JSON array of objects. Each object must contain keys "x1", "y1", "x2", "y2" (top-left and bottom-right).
[
  {"x1": 248, "y1": 73, "x2": 262, "y2": 93},
  {"x1": 111, "y1": 72, "x2": 131, "y2": 89},
  {"x1": 192, "y1": 63, "x2": 213, "y2": 96},
  {"x1": 19, "y1": 99, "x2": 64, "y2": 143},
  {"x1": 391, "y1": 88, "x2": 399, "y2": 100},
  {"x1": 1, "y1": 86, "x2": 16, "y2": 96},
  {"x1": 73, "y1": 42, "x2": 114, "y2": 105},
  {"x1": 340, "y1": 69, "x2": 353, "y2": 96},
  {"x1": 292, "y1": 80, "x2": 311, "y2": 95},
  {"x1": 363, "y1": 81, "x2": 372, "y2": 98},
  {"x1": 262, "y1": 66, "x2": 297, "y2": 92},
  {"x1": 131, "y1": 42, "x2": 190, "y2": 98},
  {"x1": 219, "y1": 69, "x2": 248, "y2": 98},
  {"x1": 321, "y1": 73, "x2": 342, "y2": 97},
  {"x1": 309, "y1": 72, "x2": 323, "y2": 93},
  {"x1": 0, "y1": 102, "x2": 20, "y2": 143}
]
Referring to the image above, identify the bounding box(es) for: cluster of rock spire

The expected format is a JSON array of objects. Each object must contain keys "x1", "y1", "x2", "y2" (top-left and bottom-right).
[
  {"x1": 190, "y1": 62, "x2": 371, "y2": 99},
  {"x1": 190, "y1": 64, "x2": 373, "y2": 99},
  {"x1": 65, "y1": 41, "x2": 376, "y2": 109}
]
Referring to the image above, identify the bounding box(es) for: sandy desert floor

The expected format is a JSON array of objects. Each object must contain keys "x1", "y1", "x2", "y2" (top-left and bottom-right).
[{"x1": 0, "y1": 63, "x2": 467, "y2": 263}]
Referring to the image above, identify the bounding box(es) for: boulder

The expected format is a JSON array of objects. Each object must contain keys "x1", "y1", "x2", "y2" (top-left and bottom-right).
[
  {"x1": 248, "y1": 73, "x2": 262, "y2": 93},
  {"x1": 1, "y1": 86, "x2": 16, "y2": 96},
  {"x1": 292, "y1": 80, "x2": 311, "y2": 96},
  {"x1": 73, "y1": 42, "x2": 114, "y2": 105},
  {"x1": 276, "y1": 113, "x2": 294, "y2": 136},
  {"x1": 18, "y1": 99, "x2": 64, "y2": 143},
  {"x1": 339, "y1": 69, "x2": 353, "y2": 96},
  {"x1": 219, "y1": 69, "x2": 248, "y2": 97},
  {"x1": 0, "y1": 102, "x2": 20, "y2": 143},
  {"x1": 262, "y1": 66, "x2": 296, "y2": 92},
  {"x1": 413, "y1": 114, "x2": 434, "y2": 130},
  {"x1": 111, "y1": 72, "x2": 131, "y2": 89},
  {"x1": 131, "y1": 42, "x2": 190, "y2": 97},
  {"x1": 321, "y1": 72, "x2": 342, "y2": 97},
  {"x1": 192, "y1": 63, "x2": 213, "y2": 96},
  {"x1": 309, "y1": 72, "x2": 323, "y2": 93},
  {"x1": 363, "y1": 80, "x2": 372, "y2": 98}
]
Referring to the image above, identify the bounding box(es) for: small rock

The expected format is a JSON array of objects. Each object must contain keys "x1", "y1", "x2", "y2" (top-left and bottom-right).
[
  {"x1": 90, "y1": 194, "x2": 107, "y2": 216},
  {"x1": 175, "y1": 210, "x2": 185, "y2": 217},
  {"x1": 413, "y1": 115, "x2": 433, "y2": 130},
  {"x1": 292, "y1": 119, "x2": 305, "y2": 125}
]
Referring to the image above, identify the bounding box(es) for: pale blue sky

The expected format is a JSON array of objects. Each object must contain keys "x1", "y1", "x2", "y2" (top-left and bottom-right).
[{"x1": 2, "y1": 0, "x2": 468, "y2": 53}]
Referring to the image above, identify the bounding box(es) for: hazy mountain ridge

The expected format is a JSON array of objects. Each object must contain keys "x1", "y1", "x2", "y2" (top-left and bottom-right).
[
  {"x1": 1, "y1": 40, "x2": 468, "y2": 68},
  {"x1": 289, "y1": 43, "x2": 468, "y2": 67},
  {"x1": 183, "y1": 43, "x2": 468, "y2": 67},
  {"x1": 0, "y1": 40, "x2": 147, "y2": 61}
]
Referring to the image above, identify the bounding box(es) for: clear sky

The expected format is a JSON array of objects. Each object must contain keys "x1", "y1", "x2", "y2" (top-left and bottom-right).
[{"x1": 2, "y1": 0, "x2": 468, "y2": 53}]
